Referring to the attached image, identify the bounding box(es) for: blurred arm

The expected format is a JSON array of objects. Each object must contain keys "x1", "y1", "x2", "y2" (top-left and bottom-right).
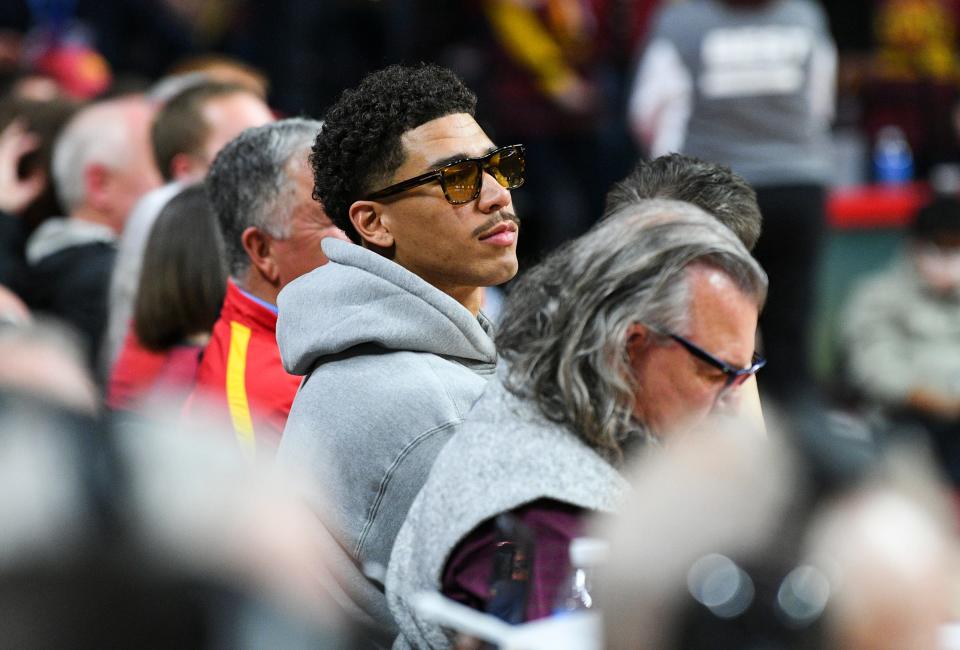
[{"x1": 628, "y1": 37, "x2": 692, "y2": 156}]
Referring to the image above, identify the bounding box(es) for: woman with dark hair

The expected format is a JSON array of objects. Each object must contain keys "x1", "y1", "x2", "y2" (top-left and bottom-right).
[{"x1": 107, "y1": 184, "x2": 226, "y2": 410}]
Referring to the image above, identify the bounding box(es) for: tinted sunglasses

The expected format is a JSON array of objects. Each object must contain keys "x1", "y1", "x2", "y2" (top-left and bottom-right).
[{"x1": 365, "y1": 144, "x2": 525, "y2": 205}]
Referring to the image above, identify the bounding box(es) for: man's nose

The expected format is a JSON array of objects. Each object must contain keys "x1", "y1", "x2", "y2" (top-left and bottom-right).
[{"x1": 475, "y1": 171, "x2": 511, "y2": 213}]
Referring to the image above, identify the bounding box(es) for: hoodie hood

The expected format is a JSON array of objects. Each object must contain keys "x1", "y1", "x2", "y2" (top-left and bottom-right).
[
  {"x1": 276, "y1": 239, "x2": 497, "y2": 376},
  {"x1": 26, "y1": 217, "x2": 116, "y2": 264}
]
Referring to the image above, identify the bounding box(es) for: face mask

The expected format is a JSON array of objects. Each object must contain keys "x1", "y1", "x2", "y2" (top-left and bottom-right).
[{"x1": 914, "y1": 244, "x2": 960, "y2": 294}]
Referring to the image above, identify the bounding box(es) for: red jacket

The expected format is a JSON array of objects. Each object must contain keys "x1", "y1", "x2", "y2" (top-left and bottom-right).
[
  {"x1": 184, "y1": 279, "x2": 301, "y2": 455},
  {"x1": 107, "y1": 327, "x2": 201, "y2": 411}
]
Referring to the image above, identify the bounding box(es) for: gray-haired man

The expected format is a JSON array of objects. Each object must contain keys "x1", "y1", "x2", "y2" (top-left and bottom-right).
[
  {"x1": 183, "y1": 119, "x2": 348, "y2": 452},
  {"x1": 387, "y1": 199, "x2": 768, "y2": 649},
  {"x1": 605, "y1": 153, "x2": 767, "y2": 428}
]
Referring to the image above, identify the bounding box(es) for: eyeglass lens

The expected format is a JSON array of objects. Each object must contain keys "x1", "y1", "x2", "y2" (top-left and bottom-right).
[{"x1": 441, "y1": 146, "x2": 525, "y2": 203}]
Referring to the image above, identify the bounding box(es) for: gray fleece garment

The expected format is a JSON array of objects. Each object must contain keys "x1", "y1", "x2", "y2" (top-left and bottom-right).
[
  {"x1": 275, "y1": 238, "x2": 498, "y2": 646},
  {"x1": 25, "y1": 217, "x2": 116, "y2": 264},
  {"x1": 386, "y1": 375, "x2": 628, "y2": 649}
]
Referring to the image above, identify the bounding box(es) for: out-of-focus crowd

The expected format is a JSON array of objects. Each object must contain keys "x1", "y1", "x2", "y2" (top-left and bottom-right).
[{"x1": 1, "y1": 1, "x2": 960, "y2": 648}]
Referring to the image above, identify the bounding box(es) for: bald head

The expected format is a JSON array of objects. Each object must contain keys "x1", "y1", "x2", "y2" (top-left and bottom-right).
[{"x1": 52, "y1": 95, "x2": 161, "y2": 232}]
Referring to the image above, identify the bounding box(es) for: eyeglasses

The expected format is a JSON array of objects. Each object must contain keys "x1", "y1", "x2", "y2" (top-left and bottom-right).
[
  {"x1": 664, "y1": 331, "x2": 766, "y2": 391},
  {"x1": 365, "y1": 144, "x2": 525, "y2": 205}
]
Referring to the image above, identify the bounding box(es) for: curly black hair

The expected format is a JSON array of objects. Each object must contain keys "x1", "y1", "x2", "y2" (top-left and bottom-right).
[{"x1": 311, "y1": 64, "x2": 477, "y2": 243}]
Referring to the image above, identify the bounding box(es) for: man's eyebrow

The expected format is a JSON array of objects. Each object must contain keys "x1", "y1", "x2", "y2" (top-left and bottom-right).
[{"x1": 426, "y1": 145, "x2": 498, "y2": 171}]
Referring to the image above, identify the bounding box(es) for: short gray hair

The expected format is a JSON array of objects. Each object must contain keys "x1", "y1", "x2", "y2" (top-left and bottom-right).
[
  {"x1": 497, "y1": 199, "x2": 768, "y2": 461},
  {"x1": 51, "y1": 97, "x2": 148, "y2": 213},
  {"x1": 604, "y1": 154, "x2": 762, "y2": 251},
  {"x1": 205, "y1": 118, "x2": 323, "y2": 279}
]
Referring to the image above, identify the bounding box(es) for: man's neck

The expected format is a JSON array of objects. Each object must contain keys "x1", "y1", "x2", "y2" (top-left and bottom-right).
[
  {"x1": 444, "y1": 285, "x2": 483, "y2": 317},
  {"x1": 70, "y1": 206, "x2": 120, "y2": 234},
  {"x1": 365, "y1": 242, "x2": 484, "y2": 317},
  {"x1": 237, "y1": 270, "x2": 279, "y2": 307}
]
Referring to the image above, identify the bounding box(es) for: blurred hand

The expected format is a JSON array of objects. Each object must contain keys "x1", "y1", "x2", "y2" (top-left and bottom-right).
[{"x1": 0, "y1": 119, "x2": 45, "y2": 215}]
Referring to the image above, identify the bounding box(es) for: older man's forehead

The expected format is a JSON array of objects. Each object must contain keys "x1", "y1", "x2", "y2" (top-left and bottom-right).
[{"x1": 684, "y1": 264, "x2": 759, "y2": 367}]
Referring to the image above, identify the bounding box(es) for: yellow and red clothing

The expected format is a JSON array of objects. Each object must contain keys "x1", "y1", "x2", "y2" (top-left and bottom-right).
[
  {"x1": 107, "y1": 327, "x2": 201, "y2": 411},
  {"x1": 184, "y1": 279, "x2": 300, "y2": 455}
]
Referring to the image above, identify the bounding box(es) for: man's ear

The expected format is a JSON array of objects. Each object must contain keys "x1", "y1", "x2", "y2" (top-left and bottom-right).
[
  {"x1": 241, "y1": 226, "x2": 279, "y2": 284},
  {"x1": 626, "y1": 323, "x2": 650, "y2": 366},
  {"x1": 168, "y1": 151, "x2": 201, "y2": 182},
  {"x1": 83, "y1": 163, "x2": 111, "y2": 212},
  {"x1": 349, "y1": 200, "x2": 394, "y2": 248}
]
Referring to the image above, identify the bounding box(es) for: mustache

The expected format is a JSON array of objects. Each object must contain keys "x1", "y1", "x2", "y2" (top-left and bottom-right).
[{"x1": 471, "y1": 211, "x2": 521, "y2": 237}]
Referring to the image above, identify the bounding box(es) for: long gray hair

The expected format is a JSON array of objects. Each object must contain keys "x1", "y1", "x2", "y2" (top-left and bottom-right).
[{"x1": 497, "y1": 199, "x2": 767, "y2": 462}]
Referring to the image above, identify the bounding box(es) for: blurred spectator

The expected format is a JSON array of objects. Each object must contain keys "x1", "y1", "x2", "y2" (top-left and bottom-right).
[
  {"x1": 387, "y1": 200, "x2": 767, "y2": 648},
  {"x1": 842, "y1": 195, "x2": 960, "y2": 484},
  {"x1": 107, "y1": 184, "x2": 226, "y2": 411},
  {"x1": 0, "y1": 95, "x2": 79, "y2": 235},
  {"x1": 21, "y1": 95, "x2": 160, "y2": 370},
  {"x1": 804, "y1": 478, "x2": 955, "y2": 650},
  {"x1": 0, "y1": 118, "x2": 44, "y2": 290},
  {"x1": 596, "y1": 421, "x2": 954, "y2": 650},
  {"x1": 0, "y1": 94, "x2": 78, "y2": 295},
  {"x1": 598, "y1": 425, "x2": 801, "y2": 650},
  {"x1": 103, "y1": 79, "x2": 273, "y2": 371},
  {"x1": 167, "y1": 53, "x2": 269, "y2": 100},
  {"x1": 0, "y1": 318, "x2": 98, "y2": 414},
  {"x1": 0, "y1": 390, "x2": 353, "y2": 648},
  {"x1": 0, "y1": 284, "x2": 29, "y2": 327},
  {"x1": 184, "y1": 119, "x2": 346, "y2": 456},
  {"x1": 630, "y1": 0, "x2": 836, "y2": 405}
]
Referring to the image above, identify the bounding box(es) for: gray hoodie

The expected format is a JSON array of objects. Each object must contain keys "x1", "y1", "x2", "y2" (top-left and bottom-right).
[{"x1": 275, "y1": 238, "x2": 498, "y2": 645}]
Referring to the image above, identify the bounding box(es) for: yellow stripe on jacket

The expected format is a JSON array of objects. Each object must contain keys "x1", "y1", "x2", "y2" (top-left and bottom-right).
[{"x1": 226, "y1": 321, "x2": 256, "y2": 458}]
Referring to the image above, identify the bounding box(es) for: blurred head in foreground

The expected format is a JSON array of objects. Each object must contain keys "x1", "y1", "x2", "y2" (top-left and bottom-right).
[
  {"x1": 596, "y1": 416, "x2": 955, "y2": 650},
  {"x1": 0, "y1": 392, "x2": 353, "y2": 648}
]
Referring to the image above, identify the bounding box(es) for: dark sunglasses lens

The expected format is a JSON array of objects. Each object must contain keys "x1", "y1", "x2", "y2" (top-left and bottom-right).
[
  {"x1": 489, "y1": 146, "x2": 525, "y2": 189},
  {"x1": 441, "y1": 161, "x2": 481, "y2": 203}
]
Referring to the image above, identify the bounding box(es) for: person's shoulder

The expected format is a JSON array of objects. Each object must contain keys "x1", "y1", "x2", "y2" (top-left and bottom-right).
[
  {"x1": 850, "y1": 264, "x2": 913, "y2": 305},
  {"x1": 35, "y1": 242, "x2": 115, "y2": 286}
]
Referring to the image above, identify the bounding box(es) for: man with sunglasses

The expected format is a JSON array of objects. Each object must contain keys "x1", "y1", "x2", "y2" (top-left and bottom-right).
[
  {"x1": 387, "y1": 199, "x2": 768, "y2": 648},
  {"x1": 274, "y1": 64, "x2": 523, "y2": 645}
]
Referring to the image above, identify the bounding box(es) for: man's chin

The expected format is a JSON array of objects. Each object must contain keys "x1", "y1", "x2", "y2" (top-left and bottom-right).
[{"x1": 485, "y1": 257, "x2": 519, "y2": 287}]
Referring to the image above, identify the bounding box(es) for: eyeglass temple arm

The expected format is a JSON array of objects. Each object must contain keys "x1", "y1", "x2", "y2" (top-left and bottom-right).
[{"x1": 365, "y1": 169, "x2": 443, "y2": 200}]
